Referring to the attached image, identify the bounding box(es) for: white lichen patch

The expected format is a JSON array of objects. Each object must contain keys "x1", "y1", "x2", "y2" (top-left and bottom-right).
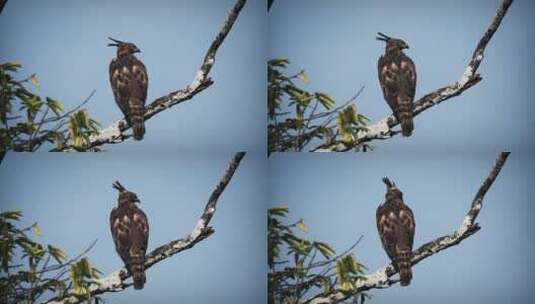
[
  {"x1": 90, "y1": 121, "x2": 122, "y2": 143},
  {"x1": 190, "y1": 219, "x2": 206, "y2": 240},
  {"x1": 458, "y1": 54, "x2": 482, "y2": 86},
  {"x1": 99, "y1": 270, "x2": 124, "y2": 291},
  {"x1": 190, "y1": 70, "x2": 206, "y2": 88},
  {"x1": 458, "y1": 214, "x2": 473, "y2": 235},
  {"x1": 459, "y1": 66, "x2": 475, "y2": 86},
  {"x1": 363, "y1": 266, "x2": 390, "y2": 287},
  {"x1": 360, "y1": 118, "x2": 391, "y2": 139}
]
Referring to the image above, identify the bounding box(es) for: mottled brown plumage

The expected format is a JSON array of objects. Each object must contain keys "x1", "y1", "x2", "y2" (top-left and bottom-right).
[
  {"x1": 108, "y1": 37, "x2": 148, "y2": 140},
  {"x1": 377, "y1": 32, "x2": 417, "y2": 137},
  {"x1": 110, "y1": 181, "x2": 149, "y2": 289},
  {"x1": 376, "y1": 177, "x2": 415, "y2": 286}
]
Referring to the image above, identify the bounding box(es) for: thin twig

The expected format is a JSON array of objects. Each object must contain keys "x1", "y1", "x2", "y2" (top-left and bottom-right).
[
  {"x1": 307, "y1": 235, "x2": 364, "y2": 270},
  {"x1": 37, "y1": 239, "x2": 98, "y2": 275}
]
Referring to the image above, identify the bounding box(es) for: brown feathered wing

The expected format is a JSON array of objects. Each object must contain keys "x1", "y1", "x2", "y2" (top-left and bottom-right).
[
  {"x1": 378, "y1": 53, "x2": 416, "y2": 136},
  {"x1": 109, "y1": 56, "x2": 148, "y2": 140},
  {"x1": 376, "y1": 198, "x2": 415, "y2": 286},
  {"x1": 110, "y1": 204, "x2": 149, "y2": 289}
]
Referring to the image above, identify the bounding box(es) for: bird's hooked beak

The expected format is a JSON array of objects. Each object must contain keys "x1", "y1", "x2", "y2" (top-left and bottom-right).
[{"x1": 402, "y1": 41, "x2": 410, "y2": 49}]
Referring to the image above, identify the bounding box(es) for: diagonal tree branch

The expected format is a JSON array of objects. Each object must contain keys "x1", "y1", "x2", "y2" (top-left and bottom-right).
[
  {"x1": 268, "y1": 0, "x2": 274, "y2": 12},
  {"x1": 43, "y1": 152, "x2": 246, "y2": 304},
  {"x1": 58, "y1": 0, "x2": 247, "y2": 151},
  {"x1": 304, "y1": 152, "x2": 510, "y2": 304},
  {"x1": 0, "y1": 0, "x2": 7, "y2": 14},
  {"x1": 312, "y1": 0, "x2": 513, "y2": 152}
]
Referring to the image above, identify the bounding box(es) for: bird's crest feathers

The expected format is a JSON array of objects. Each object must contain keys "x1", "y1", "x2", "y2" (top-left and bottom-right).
[
  {"x1": 107, "y1": 37, "x2": 127, "y2": 47},
  {"x1": 382, "y1": 177, "x2": 396, "y2": 188},
  {"x1": 376, "y1": 32, "x2": 409, "y2": 50},
  {"x1": 376, "y1": 32, "x2": 391, "y2": 42},
  {"x1": 112, "y1": 181, "x2": 126, "y2": 192}
]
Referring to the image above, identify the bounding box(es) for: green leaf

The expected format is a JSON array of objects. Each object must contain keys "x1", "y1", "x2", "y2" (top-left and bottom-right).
[
  {"x1": 0, "y1": 238, "x2": 13, "y2": 272},
  {"x1": 314, "y1": 242, "x2": 335, "y2": 259},
  {"x1": 91, "y1": 266, "x2": 103, "y2": 278},
  {"x1": 0, "y1": 210, "x2": 22, "y2": 221},
  {"x1": 337, "y1": 115, "x2": 353, "y2": 144},
  {"x1": 335, "y1": 259, "x2": 351, "y2": 291},
  {"x1": 344, "y1": 255, "x2": 358, "y2": 273},
  {"x1": 297, "y1": 70, "x2": 310, "y2": 84},
  {"x1": 285, "y1": 85, "x2": 313, "y2": 107},
  {"x1": 20, "y1": 94, "x2": 43, "y2": 119},
  {"x1": 268, "y1": 206, "x2": 288, "y2": 218},
  {"x1": 45, "y1": 97, "x2": 64, "y2": 116},
  {"x1": 268, "y1": 58, "x2": 290, "y2": 68},
  {"x1": 297, "y1": 219, "x2": 308, "y2": 233},
  {"x1": 47, "y1": 245, "x2": 68, "y2": 264},
  {"x1": 75, "y1": 109, "x2": 90, "y2": 129},
  {"x1": 30, "y1": 74, "x2": 40, "y2": 88},
  {"x1": 70, "y1": 257, "x2": 100, "y2": 296},
  {"x1": 336, "y1": 105, "x2": 360, "y2": 144},
  {"x1": 88, "y1": 118, "x2": 101, "y2": 133},
  {"x1": 32, "y1": 223, "x2": 42, "y2": 237},
  {"x1": 69, "y1": 109, "x2": 93, "y2": 148},
  {"x1": 344, "y1": 105, "x2": 358, "y2": 123},
  {"x1": 335, "y1": 255, "x2": 364, "y2": 292},
  {"x1": 315, "y1": 92, "x2": 335, "y2": 110},
  {"x1": 79, "y1": 258, "x2": 91, "y2": 276},
  {"x1": 1, "y1": 61, "x2": 22, "y2": 71},
  {"x1": 358, "y1": 113, "x2": 370, "y2": 124}
]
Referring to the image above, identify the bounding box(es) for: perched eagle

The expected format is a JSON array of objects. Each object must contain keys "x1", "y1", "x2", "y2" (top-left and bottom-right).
[
  {"x1": 110, "y1": 181, "x2": 149, "y2": 289},
  {"x1": 376, "y1": 177, "x2": 415, "y2": 286},
  {"x1": 108, "y1": 37, "x2": 148, "y2": 140},
  {"x1": 377, "y1": 32, "x2": 417, "y2": 137}
]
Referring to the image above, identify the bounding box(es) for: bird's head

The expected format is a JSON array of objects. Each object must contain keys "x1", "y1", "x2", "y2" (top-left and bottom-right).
[
  {"x1": 113, "y1": 181, "x2": 141, "y2": 206},
  {"x1": 376, "y1": 32, "x2": 409, "y2": 53},
  {"x1": 382, "y1": 177, "x2": 403, "y2": 200},
  {"x1": 108, "y1": 37, "x2": 141, "y2": 57}
]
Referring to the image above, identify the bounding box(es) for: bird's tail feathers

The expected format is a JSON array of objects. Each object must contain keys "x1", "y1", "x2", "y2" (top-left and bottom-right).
[
  {"x1": 396, "y1": 99, "x2": 413, "y2": 137},
  {"x1": 129, "y1": 253, "x2": 146, "y2": 290},
  {"x1": 129, "y1": 100, "x2": 145, "y2": 140},
  {"x1": 396, "y1": 249, "x2": 412, "y2": 286}
]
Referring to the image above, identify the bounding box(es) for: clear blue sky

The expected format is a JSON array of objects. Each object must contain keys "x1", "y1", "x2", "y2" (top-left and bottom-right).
[
  {"x1": 269, "y1": 152, "x2": 534, "y2": 303},
  {"x1": 269, "y1": 0, "x2": 535, "y2": 152},
  {"x1": 0, "y1": 152, "x2": 267, "y2": 303},
  {"x1": 0, "y1": 0, "x2": 266, "y2": 153}
]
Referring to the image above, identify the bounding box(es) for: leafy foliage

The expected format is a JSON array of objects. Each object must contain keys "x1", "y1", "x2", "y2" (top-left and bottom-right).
[
  {"x1": 0, "y1": 61, "x2": 101, "y2": 152},
  {"x1": 268, "y1": 206, "x2": 368, "y2": 304},
  {"x1": 268, "y1": 59, "x2": 370, "y2": 154},
  {"x1": 0, "y1": 210, "x2": 101, "y2": 304}
]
